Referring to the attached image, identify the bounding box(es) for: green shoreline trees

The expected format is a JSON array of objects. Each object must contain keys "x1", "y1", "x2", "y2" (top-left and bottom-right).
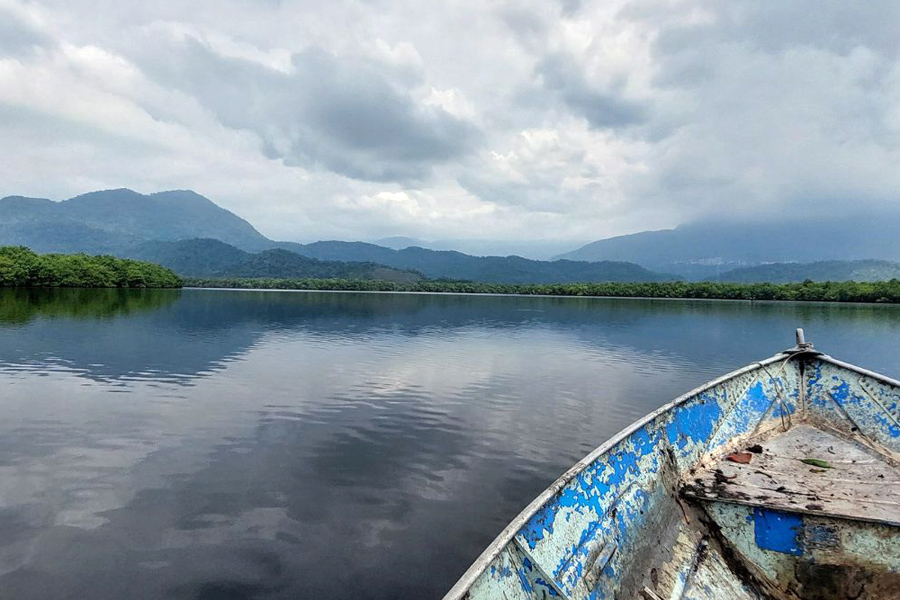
[
  {"x1": 0, "y1": 246, "x2": 182, "y2": 288},
  {"x1": 3, "y1": 244, "x2": 899, "y2": 303},
  {"x1": 183, "y1": 277, "x2": 900, "y2": 303}
]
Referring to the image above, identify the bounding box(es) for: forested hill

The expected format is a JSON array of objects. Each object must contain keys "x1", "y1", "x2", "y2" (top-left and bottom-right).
[
  {"x1": 127, "y1": 239, "x2": 423, "y2": 283},
  {"x1": 274, "y1": 241, "x2": 673, "y2": 284},
  {"x1": 0, "y1": 189, "x2": 270, "y2": 253},
  {"x1": 129, "y1": 238, "x2": 671, "y2": 284},
  {"x1": 711, "y1": 260, "x2": 900, "y2": 284},
  {"x1": 2, "y1": 188, "x2": 671, "y2": 283}
]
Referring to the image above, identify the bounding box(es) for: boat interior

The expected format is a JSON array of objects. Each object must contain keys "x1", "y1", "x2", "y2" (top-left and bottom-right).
[
  {"x1": 670, "y1": 421, "x2": 900, "y2": 599},
  {"x1": 446, "y1": 333, "x2": 900, "y2": 600}
]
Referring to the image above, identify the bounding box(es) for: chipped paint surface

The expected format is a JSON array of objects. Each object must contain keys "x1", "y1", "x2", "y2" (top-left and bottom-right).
[
  {"x1": 808, "y1": 357, "x2": 900, "y2": 457},
  {"x1": 704, "y1": 501, "x2": 900, "y2": 598},
  {"x1": 443, "y1": 349, "x2": 900, "y2": 600}
]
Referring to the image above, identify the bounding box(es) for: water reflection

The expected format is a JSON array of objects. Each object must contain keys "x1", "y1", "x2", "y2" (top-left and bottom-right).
[
  {"x1": 0, "y1": 289, "x2": 898, "y2": 599},
  {"x1": 0, "y1": 288, "x2": 181, "y2": 325},
  {"x1": 3, "y1": 288, "x2": 900, "y2": 383}
]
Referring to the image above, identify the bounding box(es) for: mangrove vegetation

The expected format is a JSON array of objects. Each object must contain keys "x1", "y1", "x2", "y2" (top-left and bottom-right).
[
  {"x1": 184, "y1": 277, "x2": 900, "y2": 304},
  {"x1": 0, "y1": 246, "x2": 182, "y2": 288}
]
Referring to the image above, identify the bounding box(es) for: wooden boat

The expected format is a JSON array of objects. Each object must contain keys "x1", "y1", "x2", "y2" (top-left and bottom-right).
[{"x1": 444, "y1": 330, "x2": 900, "y2": 600}]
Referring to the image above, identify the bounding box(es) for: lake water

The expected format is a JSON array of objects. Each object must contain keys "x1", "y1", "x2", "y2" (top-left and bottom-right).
[{"x1": 0, "y1": 288, "x2": 899, "y2": 599}]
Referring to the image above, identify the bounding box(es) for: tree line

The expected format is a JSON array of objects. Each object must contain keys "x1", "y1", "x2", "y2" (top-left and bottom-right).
[
  {"x1": 4, "y1": 244, "x2": 899, "y2": 303},
  {"x1": 0, "y1": 246, "x2": 182, "y2": 288},
  {"x1": 184, "y1": 277, "x2": 900, "y2": 303}
]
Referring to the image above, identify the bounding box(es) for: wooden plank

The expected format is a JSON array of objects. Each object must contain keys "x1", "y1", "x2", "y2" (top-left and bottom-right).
[{"x1": 681, "y1": 425, "x2": 900, "y2": 525}]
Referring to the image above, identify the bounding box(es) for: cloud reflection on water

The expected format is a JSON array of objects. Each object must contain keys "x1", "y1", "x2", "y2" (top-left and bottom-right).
[{"x1": 0, "y1": 290, "x2": 898, "y2": 598}]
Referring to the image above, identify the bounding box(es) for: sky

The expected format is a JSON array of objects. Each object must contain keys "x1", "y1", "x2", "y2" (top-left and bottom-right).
[{"x1": 2, "y1": 0, "x2": 900, "y2": 248}]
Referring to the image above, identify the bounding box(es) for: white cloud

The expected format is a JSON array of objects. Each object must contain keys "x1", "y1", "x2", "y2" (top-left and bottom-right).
[{"x1": 2, "y1": 0, "x2": 900, "y2": 245}]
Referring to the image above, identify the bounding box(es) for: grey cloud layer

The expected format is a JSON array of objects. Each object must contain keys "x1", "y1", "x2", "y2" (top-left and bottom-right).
[
  {"x1": 130, "y1": 37, "x2": 480, "y2": 182},
  {"x1": 535, "y1": 52, "x2": 648, "y2": 129},
  {"x1": 0, "y1": 6, "x2": 52, "y2": 56},
  {"x1": 1, "y1": 0, "x2": 899, "y2": 244}
]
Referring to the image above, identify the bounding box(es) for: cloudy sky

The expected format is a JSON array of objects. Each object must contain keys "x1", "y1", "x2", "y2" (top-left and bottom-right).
[{"x1": 2, "y1": 0, "x2": 900, "y2": 247}]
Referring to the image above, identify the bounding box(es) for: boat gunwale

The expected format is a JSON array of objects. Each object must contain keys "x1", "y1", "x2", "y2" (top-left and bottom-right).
[
  {"x1": 443, "y1": 348, "x2": 900, "y2": 600},
  {"x1": 443, "y1": 350, "x2": 900, "y2": 599},
  {"x1": 442, "y1": 351, "x2": 790, "y2": 600},
  {"x1": 818, "y1": 354, "x2": 900, "y2": 390}
]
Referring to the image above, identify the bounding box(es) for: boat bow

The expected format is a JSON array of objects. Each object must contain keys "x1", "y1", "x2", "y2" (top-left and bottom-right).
[{"x1": 444, "y1": 330, "x2": 900, "y2": 600}]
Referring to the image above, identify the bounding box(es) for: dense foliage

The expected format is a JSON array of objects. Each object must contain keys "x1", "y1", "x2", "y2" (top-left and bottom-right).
[
  {"x1": 185, "y1": 277, "x2": 900, "y2": 303},
  {"x1": 0, "y1": 246, "x2": 182, "y2": 288}
]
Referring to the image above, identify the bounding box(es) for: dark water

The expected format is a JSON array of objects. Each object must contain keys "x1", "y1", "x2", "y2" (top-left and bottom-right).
[{"x1": 0, "y1": 288, "x2": 899, "y2": 599}]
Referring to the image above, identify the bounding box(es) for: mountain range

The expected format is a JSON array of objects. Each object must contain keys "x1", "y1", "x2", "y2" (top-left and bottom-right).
[
  {"x1": 371, "y1": 236, "x2": 582, "y2": 260},
  {"x1": 556, "y1": 217, "x2": 900, "y2": 278},
  {"x1": 128, "y1": 239, "x2": 422, "y2": 283},
  {"x1": 3, "y1": 188, "x2": 899, "y2": 284},
  {"x1": 0, "y1": 189, "x2": 668, "y2": 283},
  {"x1": 707, "y1": 260, "x2": 900, "y2": 284}
]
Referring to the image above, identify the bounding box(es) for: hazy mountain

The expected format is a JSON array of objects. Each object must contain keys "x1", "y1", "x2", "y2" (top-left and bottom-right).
[
  {"x1": 711, "y1": 260, "x2": 900, "y2": 284},
  {"x1": 372, "y1": 236, "x2": 428, "y2": 250},
  {"x1": 427, "y1": 239, "x2": 589, "y2": 260},
  {"x1": 555, "y1": 216, "x2": 900, "y2": 279},
  {"x1": 372, "y1": 237, "x2": 586, "y2": 259},
  {"x1": 0, "y1": 187, "x2": 670, "y2": 283},
  {"x1": 280, "y1": 241, "x2": 672, "y2": 283},
  {"x1": 128, "y1": 239, "x2": 422, "y2": 283},
  {"x1": 0, "y1": 189, "x2": 271, "y2": 253}
]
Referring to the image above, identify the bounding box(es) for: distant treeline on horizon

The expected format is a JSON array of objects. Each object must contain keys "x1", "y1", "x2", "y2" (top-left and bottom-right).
[
  {"x1": 184, "y1": 277, "x2": 900, "y2": 304},
  {"x1": 3, "y1": 246, "x2": 900, "y2": 303}
]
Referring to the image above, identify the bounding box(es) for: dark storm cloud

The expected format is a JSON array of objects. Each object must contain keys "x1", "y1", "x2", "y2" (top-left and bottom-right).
[
  {"x1": 534, "y1": 52, "x2": 648, "y2": 129},
  {"x1": 282, "y1": 49, "x2": 480, "y2": 181},
  {"x1": 132, "y1": 36, "x2": 480, "y2": 182}
]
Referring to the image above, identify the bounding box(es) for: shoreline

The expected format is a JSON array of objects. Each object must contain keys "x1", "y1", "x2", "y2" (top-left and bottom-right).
[
  {"x1": 181, "y1": 277, "x2": 900, "y2": 305},
  {"x1": 182, "y1": 286, "x2": 900, "y2": 308}
]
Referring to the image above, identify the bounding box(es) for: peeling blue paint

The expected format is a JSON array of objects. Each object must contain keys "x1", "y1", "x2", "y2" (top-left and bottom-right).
[
  {"x1": 754, "y1": 508, "x2": 804, "y2": 556},
  {"x1": 452, "y1": 355, "x2": 900, "y2": 600}
]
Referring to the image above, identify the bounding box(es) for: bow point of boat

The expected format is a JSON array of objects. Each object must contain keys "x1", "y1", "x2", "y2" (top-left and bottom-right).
[{"x1": 445, "y1": 329, "x2": 900, "y2": 600}]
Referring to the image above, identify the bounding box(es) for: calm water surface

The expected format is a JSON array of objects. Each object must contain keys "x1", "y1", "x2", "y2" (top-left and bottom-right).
[{"x1": 0, "y1": 288, "x2": 899, "y2": 599}]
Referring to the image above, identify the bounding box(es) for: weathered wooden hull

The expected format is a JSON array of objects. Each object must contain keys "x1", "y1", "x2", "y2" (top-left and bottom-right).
[{"x1": 444, "y1": 334, "x2": 900, "y2": 600}]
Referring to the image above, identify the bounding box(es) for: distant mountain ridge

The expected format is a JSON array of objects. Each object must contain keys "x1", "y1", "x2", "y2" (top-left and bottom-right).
[
  {"x1": 128, "y1": 239, "x2": 422, "y2": 282},
  {"x1": 14, "y1": 188, "x2": 897, "y2": 285},
  {"x1": 0, "y1": 189, "x2": 669, "y2": 283},
  {"x1": 371, "y1": 236, "x2": 583, "y2": 260},
  {"x1": 271, "y1": 241, "x2": 672, "y2": 284},
  {"x1": 556, "y1": 217, "x2": 900, "y2": 278},
  {"x1": 710, "y1": 260, "x2": 900, "y2": 284},
  {"x1": 0, "y1": 189, "x2": 271, "y2": 253}
]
